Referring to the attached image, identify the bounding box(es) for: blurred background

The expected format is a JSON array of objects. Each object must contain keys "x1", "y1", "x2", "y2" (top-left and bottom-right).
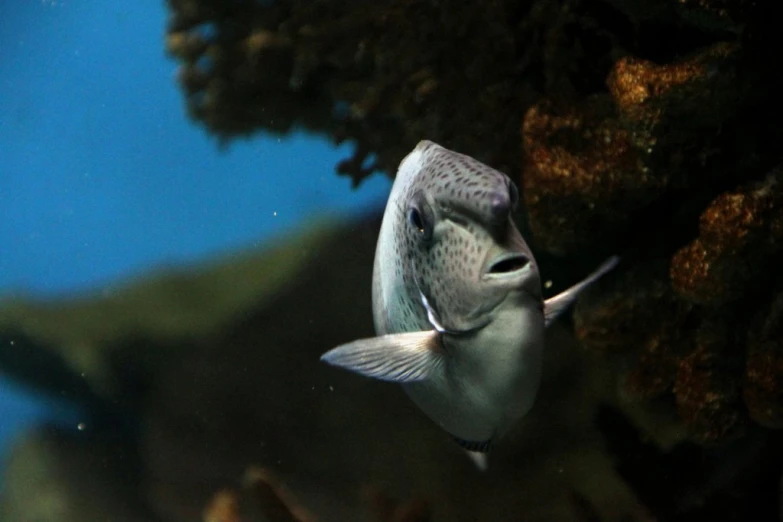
[{"x1": 0, "y1": 0, "x2": 389, "y2": 486}]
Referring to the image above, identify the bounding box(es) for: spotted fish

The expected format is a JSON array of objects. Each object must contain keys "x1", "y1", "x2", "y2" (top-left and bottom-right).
[{"x1": 321, "y1": 140, "x2": 617, "y2": 462}]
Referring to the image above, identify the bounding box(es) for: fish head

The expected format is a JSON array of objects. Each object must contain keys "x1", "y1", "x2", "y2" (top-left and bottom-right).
[{"x1": 395, "y1": 141, "x2": 542, "y2": 333}]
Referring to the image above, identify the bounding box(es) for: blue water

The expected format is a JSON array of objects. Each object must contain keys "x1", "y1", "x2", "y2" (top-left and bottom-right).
[{"x1": 0, "y1": 2, "x2": 391, "y2": 471}]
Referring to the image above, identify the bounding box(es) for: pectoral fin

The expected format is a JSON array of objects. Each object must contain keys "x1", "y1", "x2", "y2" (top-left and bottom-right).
[
  {"x1": 320, "y1": 330, "x2": 444, "y2": 382},
  {"x1": 544, "y1": 256, "x2": 619, "y2": 327}
]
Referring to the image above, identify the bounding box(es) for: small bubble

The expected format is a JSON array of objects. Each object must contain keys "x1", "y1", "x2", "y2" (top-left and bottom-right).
[
  {"x1": 273, "y1": 211, "x2": 278, "y2": 217},
  {"x1": 77, "y1": 422, "x2": 86, "y2": 431},
  {"x1": 329, "y1": 385, "x2": 334, "y2": 392},
  {"x1": 544, "y1": 280, "x2": 553, "y2": 289}
]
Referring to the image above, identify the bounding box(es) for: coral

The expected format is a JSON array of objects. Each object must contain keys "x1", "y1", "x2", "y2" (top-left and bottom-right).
[
  {"x1": 574, "y1": 261, "x2": 697, "y2": 402},
  {"x1": 514, "y1": 0, "x2": 783, "y2": 451},
  {"x1": 671, "y1": 169, "x2": 783, "y2": 306},
  {"x1": 744, "y1": 290, "x2": 783, "y2": 429},
  {"x1": 164, "y1": 0, "x2": 532, "y2": 185},
  {"x1": 522, "y1": 95, "x2": 659, "y2": 254},
  {"x1": 523, "y1": 42, "x2": 749, "y2": 254},
  {"x1": 607, "y1": 43, "x2": 742, "y2": 149},
  {"x1": 573, "y1": 187, "x2": 783, "y2": 444},
  {"x1": 744, "y1": 340, "x2": 783, "y2": 429},
  {"x1": 574, "y1": 261, "x2": 691, "y2": 357},
  {"x1": 672, "y1": 317, "x2": 746, "y2": 444}
]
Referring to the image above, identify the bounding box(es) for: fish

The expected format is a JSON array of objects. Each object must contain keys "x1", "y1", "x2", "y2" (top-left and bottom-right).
[{"x1": 321, "y1": 140, "x2": 618, "y2": 464}]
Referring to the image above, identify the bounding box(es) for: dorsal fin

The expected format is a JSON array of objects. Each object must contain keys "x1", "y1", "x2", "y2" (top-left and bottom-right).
[{"x1": 544, "y1": 256, "x2": 619, "y2": 327}]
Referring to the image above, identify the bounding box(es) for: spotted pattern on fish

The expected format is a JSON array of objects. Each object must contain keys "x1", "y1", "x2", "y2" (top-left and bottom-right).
[
  {"x1": 322, "y1": 140, "x2": 619, "y2": 458},
  {"x1": 379, "y1": 141, "x2": 534, "y2": 335}
]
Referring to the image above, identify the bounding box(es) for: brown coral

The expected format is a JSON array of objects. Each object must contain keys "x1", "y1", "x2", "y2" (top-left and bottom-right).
[
  {"x1": 672, "y1": 169, "x2": 783, "y2": 306},
  {"x1": 522, "y1": 42, "x2": 750, "y2": 255},
  {"x1": 164, "y1": 0, "x2": 533, "y2": 184},
  {"x1": 744, "y1": 340, "x2": 783, "y2": 429},
  {"x1": 672, "y1": 318, "x2": 746, "y2": 444},
  {"x1": 574, "y1": 261, "x2": 690, "y2": 355},
  {"x1": 744, "y1": 290, "x2": 783, "y2": 429},
  {"x1": 574, "y1": 261, "x2": 693, "y2": 400},
  {"x1": 522, "y1": 96, "x2": 659, "y2": 254},
  {"x1": 607, "y1": 43, "x2": 741, "y2": 148}
]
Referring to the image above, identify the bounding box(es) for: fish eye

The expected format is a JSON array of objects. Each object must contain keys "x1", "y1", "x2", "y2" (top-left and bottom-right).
[
  {"x1": 407, "y1": 196, "x2": 434, "y2": 241},
  {"x1": 509, "y1": 181, "x2": 519, "y2": 211},
  {"x1": 408, "y1": 207, "x2": 424, "y2": 232}
]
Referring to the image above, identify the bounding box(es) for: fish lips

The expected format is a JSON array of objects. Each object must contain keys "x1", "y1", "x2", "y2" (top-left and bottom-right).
[
  {"x1": 481, "y1": 252, "x2": 541, "y2": 311},
  {"x1": 482, "y1": 252, "x2": 535, "y2": 287}
]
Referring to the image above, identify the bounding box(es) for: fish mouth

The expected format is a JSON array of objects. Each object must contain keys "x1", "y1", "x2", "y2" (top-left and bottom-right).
[{"x1": 484, "y1": 253, "x2": 531, "y2": 278}]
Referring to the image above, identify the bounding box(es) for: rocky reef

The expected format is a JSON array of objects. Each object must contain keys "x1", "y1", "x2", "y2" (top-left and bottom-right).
[{"x1": 574, "y1": 168, "x2": 783, "y2": 446}]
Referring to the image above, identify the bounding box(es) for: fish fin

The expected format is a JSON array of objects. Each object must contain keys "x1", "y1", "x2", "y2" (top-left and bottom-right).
[
  {"x1": 544, "y1": 255, "x2": 619, "y2": 327},
  {"x1": 453, "y1": 436, "x2": 492, "y2": 471},
  {"x1": 465, "y1": 450, "x2": 489, "y2": 471},
  {"x1": 320, "y1": 330, "x2": 443, "y2": 382}
]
